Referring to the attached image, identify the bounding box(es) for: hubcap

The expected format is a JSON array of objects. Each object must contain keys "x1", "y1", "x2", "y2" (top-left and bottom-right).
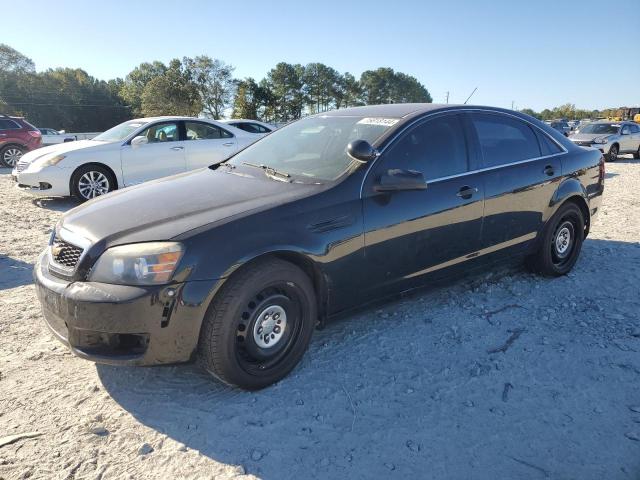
[
  {"x1": 78, "y1": 171, "x2": 110, "y2": 199},
  {"x1": 555, "y1": 226, "x2": 571, "y2": 256},
  {"x1": 3, "y1": 148, "x2": 22, "y2": 167},
  {"x1": 253, "y1": 305, "x2": 287, "y2": 348}
]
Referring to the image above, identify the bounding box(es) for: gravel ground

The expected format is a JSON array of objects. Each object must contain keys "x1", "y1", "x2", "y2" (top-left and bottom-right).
[{"x1": 1, "y1": 157, "x2": 639, "y2": 480}]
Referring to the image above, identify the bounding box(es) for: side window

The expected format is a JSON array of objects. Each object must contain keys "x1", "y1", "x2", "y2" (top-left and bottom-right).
[
  {"x1": 631, "y1": 124, "x2": 640, "y2": 134},
  {"x1": 185, "y1": 122, "x2": 232, "y2": 140},
  {"x1": 621, "y1": 125, "x2": 631, "y2": 135},
  {"x1": 380, "y1": 114, "x2": 469, "y2": 180},
  {"x1": 139, "y1": 122, "x2": 179, "y2": 143},
  {"x1": 0, "y1": 119, "x2": 20, "y2": 131},
  {"x1": 472, "y1": 113, "x2": 541, "y2": 167},
  {"x1": 536, "y1": 130, "x2": 563, "y2": 156}
]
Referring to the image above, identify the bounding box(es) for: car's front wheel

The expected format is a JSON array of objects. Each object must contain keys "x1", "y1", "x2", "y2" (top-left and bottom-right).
[
  {"x1": 607, "y1": 144, "x2": 618, "y2": 162},
  {"x1": 71, "y1": 165, "x2": 115, "y2": 201},
  {"x1": 634, "y1": 144, "x2": 640, "y2": 159},
  {"x1": 0, "y1": 145, "x2": 24, "y2": 168},
  {"x1": 197, "y1": 258, "x2": 316, "y2": 390},
  {"x1": 526, "y1": 202, "x2": 585, "y2": 276}
]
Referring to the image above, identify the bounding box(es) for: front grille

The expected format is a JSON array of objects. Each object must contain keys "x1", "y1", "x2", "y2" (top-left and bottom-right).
[
  {"x1": 16, "y1": 160, "x2": 29, "y2": 173},
  {"x1": 52, "y1": 240, "x2": 84, "y2": 268}
]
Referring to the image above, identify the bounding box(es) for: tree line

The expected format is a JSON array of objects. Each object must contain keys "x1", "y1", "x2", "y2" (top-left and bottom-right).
[{"x1": 0, "y1": 44, "x2": 432, "y2": 131}]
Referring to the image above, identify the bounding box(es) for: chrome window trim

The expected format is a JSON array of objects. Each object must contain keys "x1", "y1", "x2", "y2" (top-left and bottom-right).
[{"x1": 360, "y1": 107, "x2": 569, "y2": 198}]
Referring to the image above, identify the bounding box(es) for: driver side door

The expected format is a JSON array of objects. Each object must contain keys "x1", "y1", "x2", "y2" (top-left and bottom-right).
[
  {"x1": 361, "y1": 113, "x2": 485, "y2": 298},
  {"x1": 121, "y1": 121, "x2": 186, "y2": 186}
]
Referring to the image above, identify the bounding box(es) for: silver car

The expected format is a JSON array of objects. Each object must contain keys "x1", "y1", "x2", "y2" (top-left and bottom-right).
[{"x1": 569, "y1": 121, "x2": 640, "y2": 161}]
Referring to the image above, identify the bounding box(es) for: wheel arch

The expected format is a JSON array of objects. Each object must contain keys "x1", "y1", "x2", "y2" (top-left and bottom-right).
[
  {"x1": 215, "y1": 249, "x2": 329, "y2": 326},
  {"x1": 69, "y1": 162, "x2": 119, "y2": 192},
  {"x1": 550, "y1": 178, "x2": 591, "y2": 238}
]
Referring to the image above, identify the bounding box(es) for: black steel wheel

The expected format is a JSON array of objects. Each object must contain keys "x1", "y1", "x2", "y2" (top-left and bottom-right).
[
  {"x1": 526, "y1": 202, "x2": 585, "y2": 277},
  {"x1": 197, "y1": 258, "x2": 316, "y2": 390}
]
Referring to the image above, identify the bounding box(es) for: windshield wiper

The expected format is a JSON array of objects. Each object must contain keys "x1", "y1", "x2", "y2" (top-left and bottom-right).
[{"x1": 242, "y1": 162, "x2": 291, "y2": 181}]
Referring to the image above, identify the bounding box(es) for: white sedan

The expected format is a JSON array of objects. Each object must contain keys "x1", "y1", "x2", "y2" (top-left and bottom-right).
[
  {"x1": 13, "y1": 116, "x2": 258, "y2": 201},
  {"x1": 220, "y1": 119, "x2": 277, "y2": 135},
  {"x1": 38, "y1": 128, "x2": 75, "y2": 146}
]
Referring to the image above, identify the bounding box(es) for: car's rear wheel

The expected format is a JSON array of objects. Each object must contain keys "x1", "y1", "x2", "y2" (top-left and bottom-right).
[
  {"x1": 607, "y1": 144, "x2": 619, "y2": 162},
  {"x1": 0, "y1": 145, "x2": 24, "y2": 168},
  {"x1": 197, "y1": 258, "x2": 316, "y2": 390},
  {"x1": 71, "y1": 165, "x2": 115, "y2": 201},
  {"x1": 634, "y1": 144, "x2": 640, "y2": 159},
  {"x1": 526, "y1": 202, "x2": 585, "y2": 277}
]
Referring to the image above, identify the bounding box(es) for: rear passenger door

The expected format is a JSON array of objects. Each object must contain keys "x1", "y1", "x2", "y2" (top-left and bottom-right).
[
  {"x1": 362, "y1": 113, "x2": 484, "y2": 293},
  {"x1": 468, "y1": 112, "x2": 563, "y2": 253},
  {"x1": 183, "y1": 121, "x2": 237, "y2": 169}
]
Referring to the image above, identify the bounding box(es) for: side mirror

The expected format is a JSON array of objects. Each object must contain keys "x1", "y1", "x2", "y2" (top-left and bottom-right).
[
  {"x1": 131, "y1": 136, "x2": 148, "y2": 147},
  {"x1": 374, "y1": 169, "x2": 427, "y2": 192},
  {"x1": 347, "y1": 139, "x2": 378, "y2": 163}
]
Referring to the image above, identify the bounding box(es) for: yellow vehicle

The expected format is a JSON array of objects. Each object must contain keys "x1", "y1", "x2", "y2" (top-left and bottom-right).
[{"x1": 634, "y1": 113, "x2": 640, "y2": 123}]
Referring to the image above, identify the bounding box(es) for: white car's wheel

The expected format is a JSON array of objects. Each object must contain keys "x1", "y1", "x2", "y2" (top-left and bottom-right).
[{"x1": 71, "y1": 165, "x2": 115, "y2": 202}]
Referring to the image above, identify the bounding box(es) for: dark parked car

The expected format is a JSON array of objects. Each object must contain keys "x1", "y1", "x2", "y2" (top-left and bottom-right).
[
  {"x1": 0, "y1": 114, "x2": 42, "y2": 167},
  {"x1": 34, "y1": 104, "x2": 604, "y2": 390}
]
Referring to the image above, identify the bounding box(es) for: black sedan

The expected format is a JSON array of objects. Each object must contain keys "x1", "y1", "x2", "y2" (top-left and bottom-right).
[{"x1": 35, "y1": 104, "x2": 605, "y2": 390}]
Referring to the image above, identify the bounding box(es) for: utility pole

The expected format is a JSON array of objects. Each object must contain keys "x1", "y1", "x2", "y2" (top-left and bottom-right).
[
  {"x1": 445, "y1": 91, "x2": 449, "y2": 104},
  {"x1": 511, "y1": 100, "x2": 515, "y2": 110}
]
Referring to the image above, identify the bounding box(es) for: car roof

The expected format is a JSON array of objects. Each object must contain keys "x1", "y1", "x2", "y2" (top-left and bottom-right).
[{"x1": 320, "y1": 103, "x2": 451, "y2": 118}]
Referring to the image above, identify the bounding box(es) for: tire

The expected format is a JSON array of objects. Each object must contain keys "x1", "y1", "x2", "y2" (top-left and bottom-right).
[
  {"x1": 526, "y1": 202, "x2": 585, "y2": 277},
  {"x1": 71, "y1": 164, "x2": 115, "y2": 201},
  {"x1": 197, "y1": 258, "x2": 317, "y2": 390},
  {"x1": 607, "y1": 144, "x2": 618, "y2": 162},
  {"x1": 0, "y1": 145, "x2": 25, "y2": 168},
  {"x1": 634, "y1": 144, "x2": 640, "y2": 159}
]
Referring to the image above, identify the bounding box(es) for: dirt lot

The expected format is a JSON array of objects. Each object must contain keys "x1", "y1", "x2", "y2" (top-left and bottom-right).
[{"x1": 1, "y1": 157, "x2": 639, "y2": 480}]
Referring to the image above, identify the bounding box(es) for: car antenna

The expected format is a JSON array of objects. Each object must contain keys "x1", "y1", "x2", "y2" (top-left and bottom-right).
[{"x1": 463, "y1": 87, "x2": 478, "y2": 105}]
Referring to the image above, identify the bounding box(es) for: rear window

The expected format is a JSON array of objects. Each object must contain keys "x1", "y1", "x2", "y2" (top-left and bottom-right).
[
  {"x1": 471, "y1": 113, "x2": 542, "y2": 167},
  {"x1": 0, "y1": 119, "x2": 21, "y2": 130},
  {"x1": 537, "y1": 131, "x2": 563, "y2": 156}
]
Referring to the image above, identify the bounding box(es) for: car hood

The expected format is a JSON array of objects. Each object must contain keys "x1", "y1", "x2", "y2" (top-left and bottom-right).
[
  {"x1": 570, "y1": 132, "x2": 616, "y2": 142},
  {"x1": 58, "y1": 167, "x2": 321, "y2": 247},
  {"x1": 20, "y1": 140, "x2": 114, "y2": 162}
]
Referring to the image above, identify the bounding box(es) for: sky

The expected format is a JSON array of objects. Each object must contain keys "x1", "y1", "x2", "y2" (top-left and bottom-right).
[{"x1": 2, "y1": 0, "x2": 639, "y2": 111}]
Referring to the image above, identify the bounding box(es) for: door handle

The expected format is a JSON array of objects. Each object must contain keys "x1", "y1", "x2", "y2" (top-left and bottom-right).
[
  {"x1": 543, "y1": 165, "x2": 554, "y2": 176},
  {"x1": 223, "y1": 142, "x2": 234, "y2": 146},
  {"x1": 456, "y1": 186, "x2": 478, "y2": 199},
  {"x1": 171, "y1": 146, "x2": 184, "y2": 151}
]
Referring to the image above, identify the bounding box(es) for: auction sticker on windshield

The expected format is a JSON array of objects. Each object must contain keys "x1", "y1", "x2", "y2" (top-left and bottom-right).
[{"x1": 357, "y1": 118, "x2": 399, "y2": 126}]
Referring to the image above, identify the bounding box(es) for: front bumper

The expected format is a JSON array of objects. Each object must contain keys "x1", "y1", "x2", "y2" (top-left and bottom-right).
[
  {"x1": 14, "y1": 166, "x2": 71, "y2": 197},
  {"x1": 34, "y1": 250, "x2": 219, "y2": 366},
  {"x1": 570, "y1": 140, "x2": 611, "y2": 155}
]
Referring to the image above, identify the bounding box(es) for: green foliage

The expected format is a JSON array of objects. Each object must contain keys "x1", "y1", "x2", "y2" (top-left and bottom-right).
[
  {"x1": 264, "y1": 62, "x2": 306, "y2": 122},
  {"x1": 140, "y1": 59, "x2": 201, "y2": 117},
  {"x1": 119, "y1": 61, "x2": 167, "y2": 117},
  {"x1": 360, "y1": 67, "x2": 432, "y2": 104},
  {"x1": 520, "y1": 104, "x2": 603, "y2": 121},
  {"x1": 0, "y1": 44, "x2": 35, "y2": 74},
  {"x1": 232, "y1": 78, "x2": 269, "y2": 120},
  {"x1": 183, "y1": 56, "x2": 235, "y2": 119}
]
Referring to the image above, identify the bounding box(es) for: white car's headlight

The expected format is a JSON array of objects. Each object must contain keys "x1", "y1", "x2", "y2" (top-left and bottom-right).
[
  {"x1": 89, "y1": 242, "x2": 184, "y2": 285},
  {"x1": 593, "y1": 136, "x2": 609, "y2": 144},
  {"x1": 34, "y1": 154, "x2": 66, "y2": 168}
]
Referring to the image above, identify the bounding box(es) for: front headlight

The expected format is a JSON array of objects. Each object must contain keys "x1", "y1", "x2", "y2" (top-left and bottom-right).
[
  {"x1": 593, "y1": 136, "x2": 609, "y2": 144},
  {"x1": 89, "y1": 242, "x2": 184, "y2": 285},
  {"x1": 33, "y1": 154, "x2": 66, "y2": 168}
]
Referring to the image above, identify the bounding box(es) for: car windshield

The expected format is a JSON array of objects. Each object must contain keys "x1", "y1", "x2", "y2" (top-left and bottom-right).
[
  {"x1": 93, "y1": 120, "x2": 148, "y2": 142},
  {"x1": 227, "y1": 115, "x2": 398, "y2": 181},
  {"x1": 579, "y1": 123, "x2": 619, "y2": 135}
]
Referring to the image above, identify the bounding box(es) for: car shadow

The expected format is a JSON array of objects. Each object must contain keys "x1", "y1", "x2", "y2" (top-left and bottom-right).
[
  {"x1": 96, "y1": 238, "x2": 640, "y2": 479},
  {"x1": 30, "y1": 196, "x2": 79, "y2": 212},
  {"x1": 0, "y1": 255, "x2": 34, "y2": 290}
]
